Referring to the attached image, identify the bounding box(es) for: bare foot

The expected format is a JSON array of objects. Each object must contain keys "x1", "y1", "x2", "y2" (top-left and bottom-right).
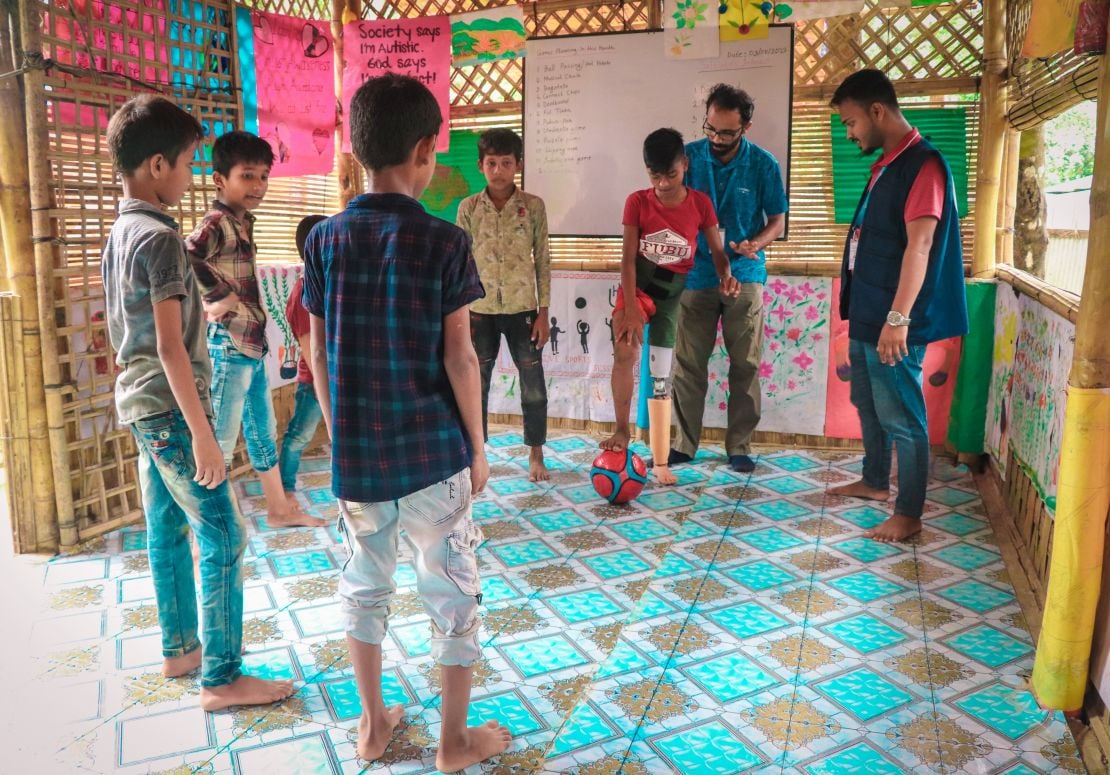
[
  {"x1": 357, "y1": 704, "x2": 406, "y2": 762},
  {"x1": 436, "y1": 720, "x2": 512, "y2": 773},
  {"x1": 266, "y1": 505, "x2": 327, "y2": 529},
  {"x1": 163, "y1": 648, "x2": 202, "y2": 678},
  {"x1": 199, "y1": 675, "x2": 295, "y2": 711},
  {"x1": 653, "y1": 465, "x2": 678, "y2": 486},
  {"x1": 600, "y1": 428, "x2": 630, "y2": 452},
  {"x1": 864, "y1": 514, "x2": 922, "y2": 543},
  {"x1": 827, "y1": 480, "x2": 890, "y2": 502},
  {"x1": 528, "y1": 448, "x2": 550, "y2": 482}
]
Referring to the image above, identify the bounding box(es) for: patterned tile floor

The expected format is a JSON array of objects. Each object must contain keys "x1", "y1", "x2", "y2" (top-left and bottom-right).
[{"x1": 27, "y1": 432, "x2": 1088, "y2": 774}]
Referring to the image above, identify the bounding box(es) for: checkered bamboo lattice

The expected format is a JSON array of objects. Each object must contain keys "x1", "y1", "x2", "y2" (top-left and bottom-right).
[{"x1": 26, "y1": 0, "x2": 984, "y2": 543}]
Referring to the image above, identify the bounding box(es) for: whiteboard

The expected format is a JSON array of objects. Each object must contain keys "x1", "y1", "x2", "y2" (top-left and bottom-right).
[{"x1": 523, "y1": 27, "x2": 794, "y2": 237}]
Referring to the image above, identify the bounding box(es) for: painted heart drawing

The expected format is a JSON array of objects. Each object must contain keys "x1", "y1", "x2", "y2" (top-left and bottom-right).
[
  {"x1": 253, "y1": 13, "x2": 273, "y2": 45},
  {"x1": 302, "y1": 23, "x2": 330, "y2": 58}
]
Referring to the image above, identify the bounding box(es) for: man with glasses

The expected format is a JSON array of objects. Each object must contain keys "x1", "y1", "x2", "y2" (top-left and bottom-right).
[{"x1": 668, "y1": 84, "x2": 787, "y2": 473}]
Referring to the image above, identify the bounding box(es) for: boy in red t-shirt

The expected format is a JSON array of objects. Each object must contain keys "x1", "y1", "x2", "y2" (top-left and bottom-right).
[
  {"x1": 602, "y1": 128, "x2": 741, "y2": 484},
  {"x1": 277, "y1": 214, "x2": 330, "y2": 520}
]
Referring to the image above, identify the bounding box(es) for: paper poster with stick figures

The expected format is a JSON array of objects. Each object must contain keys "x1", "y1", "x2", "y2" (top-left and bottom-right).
[{"x1": 257, "y1": 263, "x2": 302, "y2": 388}]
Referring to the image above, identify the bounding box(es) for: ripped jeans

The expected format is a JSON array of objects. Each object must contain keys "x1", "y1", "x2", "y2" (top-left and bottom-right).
[
  {"x1": 337, "y1": 467, "x2": 484, "y2": 666},
  {"x1": 471, "y1": 310, "x2": 547, "y2": 446}
]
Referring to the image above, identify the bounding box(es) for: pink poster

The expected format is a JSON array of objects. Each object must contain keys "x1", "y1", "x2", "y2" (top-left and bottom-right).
[
  {"x1": 251, "y1": 11, "x2": 336, "y2": 177},
  {"x1": 824, "y1": 279, "x2": 961, "y2": 443},
  {"x1": 341, "y1": 17, "x2": 451, "y2": 153}
]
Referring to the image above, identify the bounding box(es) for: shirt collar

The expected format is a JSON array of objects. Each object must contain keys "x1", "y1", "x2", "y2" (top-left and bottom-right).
[
  {"x1": 118, "y1": 198, "x2": 179, "y2": 228},
  {"x1": 871, "y1": 128, "x2": 921, "y2": 173},
  {"x1": 347, "y1": 192, "x2": 425, "y2": 211},
  {"x1": 211, "y1": 199, "x2": 256, "y2": 225},
  {"x1": 479, "y1": 185, "x2": 522, "y2": 210}
]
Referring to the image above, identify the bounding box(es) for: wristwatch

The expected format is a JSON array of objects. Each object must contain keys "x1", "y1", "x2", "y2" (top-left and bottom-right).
[{"x1": 886, "y1": 310, "x2": 911, "y2": 327}]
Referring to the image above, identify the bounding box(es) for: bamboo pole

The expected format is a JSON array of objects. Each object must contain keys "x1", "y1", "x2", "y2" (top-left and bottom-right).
[
  {"x1": 998, "y1": 129, "x2": 1020, "y2": 268},
  {"x1": 0, "y1": 293, "x2": 37, "y2": 550},
  {"x1": 0, "y1": 6, "x2": 61, "y2": 552},
  {"x1": 971, "y1": 0, "x2": 1007, "y2": 278},
  {"x1": 1031, "y1": 19, "x2": 1110, "y2": 712},
  {"x1": 18, "y1": 0, "x2": 78, "y2": 549},
  {"x1": 333, "y1": 0, "x2": 363, "y2": 209}
]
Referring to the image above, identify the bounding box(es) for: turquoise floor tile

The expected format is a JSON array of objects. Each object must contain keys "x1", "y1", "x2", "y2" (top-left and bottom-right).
[
  {"x1": 487, "y1": 433, "x2": 524, "y2": 448},
  {"x1": 611, "y1": 518, "x2": 675, "y2": 543},
  {"x1": 563, "y1": 484, "x2": 602, "y2": 504},
  {"x1": 672, "y1": 466, "x2": 708, "y2": 485},
  {"x1": 242, "y1": 480, "x2": 264, "y2": 497},
  {"x1": 739, "y1": 527, "x2": 807, "y2": 553},
  {"x1": 550, "y1": 702, "x2": 617, "y2": 754},
  {"x1": 690, "y1": 494, "x2": 730, "y2": 513},
  {"x1": 472, "y1": 500, "x2": 505, "y2": 520},
  {"x1": 547, "y1": 589, "x2": 625, "y2": 623},
  {"x1": 682, "y1": 651, "x2": 780, "y2": 703},
  {"x1": 930, "y1": 512, "x2": 988, "y2": 536},
  {"x1": 837, "y1": 506, "x2": 890, "y2": 530},
  {"x1": 491, "y1": 539, "x2": 558, "y2": 568},
  {"x1": 653, "y1": 720, "x2": 764, "y2": 773},
  {"x1": 821, "y1": 614, "x2": 908, "y2": 654},
  {"x1": 324, "y1": 673, "x2": 411, "y2": 720},
  {"x1": 943, "y1": 624, "x2": 1034, "y2": 668},
  {"x1": 394, "y1": 563, "x2": 418, "y2": 587},
  {"x1": 305, "y1": 488, "x2": 332, "y2": 505},
  {"x1": 548, "y1": 436, "x2": 593, "y2": 452},
  {"x1": 952, "y1": 682, "x2": 1048, "y2": 740},
  {"x1": 597, "y1": 640, "x2": 655, "y2": 678},
  {"x1": 121, "y1": 531, "x2": 147, "y2": 551},
  {"x1": 833, "y1": 538, "x2": 904, "y2": 563},
  {"x1": 826, "y1": 571, "x2": 907, "y2": 603},
  {"x1": 814, "y1": 667, "x2": 914, "y2": 721},
  {"x1": 583, "y1": 550, "x2": 653, "y2": 579},
  {"x1": 391, "y1": 622, "x2": 432, "y2": 657},
  {"x1": 932, "y1": 543, "x2": 1001, "y2": 571},
  {"x1": 233, "y1": 734, "x2": 334, "y2": 774},
  {"x1": 928, "y1": 486, "x2": 978, "y2": 507},
  {"x1": 529, "y1": 509, "x2": 588, "y2": 533},
  {"x1": 270, "y1": 550, "x2": 335, "y2": 578},
  {"x1": 761, "y1": 476, "x2": 816, "y2": 495},
  {"x1": 480, "y1": 576, "x2": 519, "y2": 604},
  {"x1": 725, "y1": 560, "x2": 797, "y2": 591},
  {"x1": 639, "y1": 491, "x2": 695, "y2": 511},
  {"x1": 489, "y1": 477, "x2": 540, "y2": 496},
  {"x1": 708, "y1": 602, "x2": 789, "y2": 639},
  {"x1": 654, "y1": 553, "x2": 697, "y2": 577},
  {"x1": 468, "y1": 690, "x2": 546, "y2": 735},
  {"x1": 748, "y1": 500, "x2": 810, "y2": 521},
  {"x1": 804, "y1": 741, "x2": 905, "y2": 775},
  {"x1": 500, "y1": 634, "x2": 589, "y2": 678},
  {"x1": 765, "y1": 454, "x2": 822, "y2": 473},
  {"x1": 937, "y1": 580, "x2": 1015, "y2": 613},
  {"x1": 633, "y1": 592, "x2": 675, "y2": 620},
  {"x1": 241, "y1": 648, "x2": 298, "y2": 682}
]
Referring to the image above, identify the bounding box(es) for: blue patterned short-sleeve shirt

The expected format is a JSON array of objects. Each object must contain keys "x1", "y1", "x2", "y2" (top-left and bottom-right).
[{"x1": 302, "y1": 193, "x2": 485, "y2": 504}]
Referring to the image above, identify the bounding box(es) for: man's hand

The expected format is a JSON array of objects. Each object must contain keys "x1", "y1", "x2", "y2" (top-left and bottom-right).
[
  {"x1": 719, "y1": 275, "x2": 742, "y2": 297},
  {"x1": 470, "y1": 452, "x2": 490, "y2": 495},
  {"x1": 730, "y1": 240, "x2": 761, "y2": 259},
  {"x1": 615, "y1": 306, "x2": 643, "y2": 348},
  {"x1": 193, "y1": 430, "x2": 227, "y2": 489},
  {"x1": 531, "y1": 315, "x2": 550, "y2": 350},
  {"x1": 877, "y1": 324, "x2": 909, "y2": 366},
  {"x1": 203, "y1": 292, "x2": 240, "y2": 322}
]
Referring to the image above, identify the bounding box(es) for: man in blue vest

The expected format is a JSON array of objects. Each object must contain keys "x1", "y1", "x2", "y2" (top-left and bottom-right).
[
  {"x1": 828, "y1": 69, "x2": 968, "y2": 542},
  {"x1": 668, "y1": 84, "x2": 788, "y2": 474}
]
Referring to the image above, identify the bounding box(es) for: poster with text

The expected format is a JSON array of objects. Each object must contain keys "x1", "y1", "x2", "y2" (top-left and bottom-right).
[
  {"x1": 342, "y1": 17, "x2": 452, "y2": 153},
  {"x1": 247, "y1": 10, "x2": 335, "y2": 177}
]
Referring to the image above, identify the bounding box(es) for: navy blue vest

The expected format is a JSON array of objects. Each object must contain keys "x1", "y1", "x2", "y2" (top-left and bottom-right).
[{"x1": 839, "y1": 138, "x2": 969, "y2": 346}]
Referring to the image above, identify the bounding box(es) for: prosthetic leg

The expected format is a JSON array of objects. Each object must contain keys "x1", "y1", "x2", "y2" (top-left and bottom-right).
[{"x1": 648, "y1": 346, "x2": 678, "y2": 486}]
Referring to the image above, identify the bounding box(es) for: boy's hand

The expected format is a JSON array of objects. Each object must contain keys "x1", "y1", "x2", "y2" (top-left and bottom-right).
[
  {"x1": 470, "y1": 452, "x2": 490, "y2": 495},
  {"x1": 531, "y1": 315, "x2": 550, "y2": 350},
  {"x1": 719, "y1": 275, "x2": 742, "y2": 297},
  {"x1": 203, "y1": 292, "x2": 240, "y2": 322},
  {"x1": 193, "y1": 431, "x2": 227, "y2": 489},
  {"x1": 616, "y1": 306, "x2": 644, "y2": 348},
  {"x1": 730, "y1": 240, "x2": 761, "y2": 259}
]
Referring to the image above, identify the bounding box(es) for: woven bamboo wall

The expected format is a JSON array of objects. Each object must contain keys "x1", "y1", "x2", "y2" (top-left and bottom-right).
[{"x1": 26, "y1": 0, "x2": 985, "y2": 545}]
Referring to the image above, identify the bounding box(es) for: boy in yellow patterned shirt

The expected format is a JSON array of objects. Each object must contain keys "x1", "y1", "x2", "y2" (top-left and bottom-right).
[{"x1": 457, "y1": 129, "x2": 551, "y2": 481}]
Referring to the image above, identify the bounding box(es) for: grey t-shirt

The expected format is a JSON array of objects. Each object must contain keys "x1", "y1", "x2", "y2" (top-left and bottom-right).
[{"x1": 102, "y1": 199, "x2": 212, "y2": 424}]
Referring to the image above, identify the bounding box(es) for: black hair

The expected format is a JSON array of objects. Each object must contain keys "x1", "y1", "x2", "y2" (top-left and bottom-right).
[
  {"x1": 212, "y1": 130, "x2": 275, "y2": 176},
  {"x1": 295, "y1": 214, "x2": 328, "y2": 260},
  {"x1": 477, "y1": 128, "x2": 523, "y2": 162},
  {"x1": 705, "y1": 83, "x2": 755, "y2": 124},
  {"x1": 106, "y1": 94, "x2": 203, "y2": 176},
  {"x1": 643, "y1": 128, "x2": 685, "y2": 174},
  {"x1": 349, "y1": 73, "x2": 442, "y2": 171},
  {"x1": 830, "y1": 69, "x2": 900, "y2": 111}
]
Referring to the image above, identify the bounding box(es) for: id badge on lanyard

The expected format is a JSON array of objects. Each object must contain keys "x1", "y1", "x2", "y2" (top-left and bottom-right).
[{"x1": 849, "y1": 167, "x2": 885, "y2": 272}]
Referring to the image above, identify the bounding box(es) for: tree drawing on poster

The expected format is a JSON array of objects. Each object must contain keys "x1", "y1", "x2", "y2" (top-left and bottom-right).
[
  {"x1": 700, "y1": 277, "x2": 831, "y2": 434},
  {"x1": 419, "y1": 131, "x2": 486, "y2": 224},
  {"x1": 257, "y1": 263, "x2": 303, "y2": 389},
  {"x1": 1006, "y1": 296, "x2": 1074, "y2": 513},
  {"x1": 247, "y1": 10, "x2": 336, "y2": 177},
  {"x1": 342, "y1": 18, "x2": 452, "y2": 153},
  {"x1": 984, "y1": 283, "x2": 1020, "y2": 479},
  {"x1": 450, "y1": 6, "x2": 527, "y2": 67}
]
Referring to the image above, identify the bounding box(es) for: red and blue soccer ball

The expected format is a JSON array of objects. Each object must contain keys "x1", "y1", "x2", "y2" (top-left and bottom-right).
[{"x1": 590, "y1": 450, "x2": 648, "y2": 504}]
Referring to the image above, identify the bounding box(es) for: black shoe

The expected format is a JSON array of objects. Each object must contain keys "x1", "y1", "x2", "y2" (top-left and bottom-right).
[
  {"x1": 729, "y1": 454, "x2": 756, "y2": 473},
  {"x1": 667, "y1": 449, "x2": 693, "y2": 466}
]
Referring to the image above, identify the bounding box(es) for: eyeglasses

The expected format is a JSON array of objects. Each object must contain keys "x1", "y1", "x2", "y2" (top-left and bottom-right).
[{"x1": 702, "y1": 121, "x2": 743, "y2": 141}]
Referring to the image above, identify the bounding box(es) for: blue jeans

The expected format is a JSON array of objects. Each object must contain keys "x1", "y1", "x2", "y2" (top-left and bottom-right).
[
  {"x1": 848, "y1": 338, "x2": 929, "y2": 519},
  {"x1": 130, "y1": 410, "x2": 244, "y2": 688},
  {"x1": 278, "y1": 382, "x2": 323, "y2": 491},
  {"x1": 208, "y1": 324, "x2": 279, "y2": 470}
]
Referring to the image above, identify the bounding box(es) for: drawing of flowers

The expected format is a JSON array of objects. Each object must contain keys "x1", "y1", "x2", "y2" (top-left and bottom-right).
[{"x1": 673, "y1": 0, "x2": 709, "y2": 28}]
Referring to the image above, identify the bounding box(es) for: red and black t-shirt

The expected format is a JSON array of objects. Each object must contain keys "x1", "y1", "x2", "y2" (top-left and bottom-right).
[{"x1": 622, "y1": 188, "x2": 717, "y2": 274}]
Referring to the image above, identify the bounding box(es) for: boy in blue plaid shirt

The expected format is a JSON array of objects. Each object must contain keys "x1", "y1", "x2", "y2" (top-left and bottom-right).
[{"x1": 302, "y1": 74, "x2": 510, "y2": 769}]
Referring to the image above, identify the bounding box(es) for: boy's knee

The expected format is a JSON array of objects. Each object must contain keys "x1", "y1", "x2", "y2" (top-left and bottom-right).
[
  {"x1": 342, "y1": 596, "x2": 390, "y2": 645},
  {"x1": 431, "y1": 616, "x2": 482, "y2": 666}
]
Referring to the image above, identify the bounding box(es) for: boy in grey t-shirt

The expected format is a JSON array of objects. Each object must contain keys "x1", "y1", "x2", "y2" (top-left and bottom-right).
[{"x1": 102, "y1": 95, "x2": 294, "y2": 712}]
